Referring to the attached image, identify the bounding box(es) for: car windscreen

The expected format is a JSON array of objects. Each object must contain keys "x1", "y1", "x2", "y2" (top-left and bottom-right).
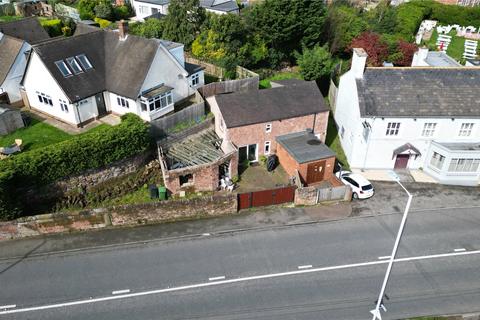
[{"x1": 361, "y1": 184, "x2": 373, "y2": 191}]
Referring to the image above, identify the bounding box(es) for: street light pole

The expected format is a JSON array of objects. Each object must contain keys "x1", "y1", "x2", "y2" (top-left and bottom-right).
[{"x1": 371, "y1": 172, "x2": 413, "y2": 320}]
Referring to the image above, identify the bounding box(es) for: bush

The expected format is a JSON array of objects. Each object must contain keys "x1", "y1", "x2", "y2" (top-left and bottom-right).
[
  {"x1": 113, "y1": 4, "x2": 133, "y2": 20},
  {"x1": 0, "y1": 114, "x2": 151, "y2": 220},
  {"x1": 40, "y1": 18, "x2": 63, "y2": 37},
  {"x1": 94, "y1": 1, "x2": 113, "y2": 20},
  {"x1": 94, "y1": 17, "x2": 111, "y2": 28}
]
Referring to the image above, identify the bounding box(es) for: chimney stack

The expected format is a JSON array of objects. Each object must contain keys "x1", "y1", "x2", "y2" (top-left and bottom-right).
[
  {"x1": 351, "y1": 48, "x2": 368, "y2": 79},
  {"x1": 118, "y1": 20, "x2": 128, "y2": 40},
  {"x1": 411, "y1": 47, "x2": 429, "y2": 66}
]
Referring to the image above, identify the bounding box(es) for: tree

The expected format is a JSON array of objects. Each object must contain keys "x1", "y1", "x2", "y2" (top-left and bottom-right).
[
  {"x1": 393, "y1": 40, "x2": 417, "y2": 66},
  {"x1": 129, "y1": 19, "x2": 164, "y2": 38},
  {"x1": 94, "y1": 1, "x2": 113, "y2": 20},
  {"x1": 349, "y1": 32, "x2": 389, "y2": 67},
  {"x1": 77, "y1": 0, "x2": 96, "y2": 20},
  {"x1": 297, "y1": 45, "x2": 334, "y2": 81},
  {"x1": 162, "y1": 0, "x2": 206, "y2": 48}
]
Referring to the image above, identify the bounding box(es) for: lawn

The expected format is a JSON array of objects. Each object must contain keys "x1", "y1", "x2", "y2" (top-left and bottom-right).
[
  {"x1": 425, "y1": 29, "x2": 474, "y2": 64},
  {"x1": 97, "y1": 184, "x2": 159, "y2": 207},
  {"x1": 0, "y1": 16, "x2": 22, "y2": 22},
  {"x1": 259, "y1": 71, "x2": 303, "y2": 89},
  {"x1": 0, "y1": 117, "x2": 111, "y2": 152},
  {"x1": 325, "y1": 113, "x2": 350, "y2": 170},
  {"x1": 236, "y1": 163, "x2": 289, "y2": 193}
]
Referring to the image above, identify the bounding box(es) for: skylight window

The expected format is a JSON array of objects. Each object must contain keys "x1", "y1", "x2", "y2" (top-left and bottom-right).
[
  {"x1": 55, "y1": 60, "x2": 72, "y2": 77},
  {"x1": 76, "y1": 54, "x2": 93, "y2": 70},
  {"x1": 66, "y1": 57, "x2": 83, "y2": 74}
]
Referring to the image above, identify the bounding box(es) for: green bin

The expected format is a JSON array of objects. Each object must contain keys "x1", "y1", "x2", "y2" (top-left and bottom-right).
[{"x1": 158, "y1": 186, "x2": 167, "y2": 200}]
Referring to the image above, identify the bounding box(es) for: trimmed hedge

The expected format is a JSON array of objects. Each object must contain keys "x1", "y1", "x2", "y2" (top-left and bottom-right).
[
  {"x1": 39, "y1": 18, "x2": 63, "y2": 37},
  {"x1": 0, "y1": 114, "x2": 151, "y2": 220}
]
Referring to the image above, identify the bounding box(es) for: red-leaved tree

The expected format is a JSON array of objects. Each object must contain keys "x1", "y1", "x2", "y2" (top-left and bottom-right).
[
  {"x1": 348, "y1": 32, "x2": 388, "y2": 67},
  {"x1": 393, "y1": 40, "x2": 418, "y2": 66}
]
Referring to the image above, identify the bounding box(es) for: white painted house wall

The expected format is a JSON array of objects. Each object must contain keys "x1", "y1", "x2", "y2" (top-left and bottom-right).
[
  {"x1": 76, "y1": 96, "x2": 98, "y2": 124},
  {"x1": 131, "y1": 0, "x2": 168, "y2": 21},
  {"x1": 22, "y1": 52, "x2": 80, "y2": 125},
  {"x1": 0, "y1": 40, "x2": 32, "y2": 103},
  {"x1": 105, "y1": 91, "x2": 142, "y2": 119}
]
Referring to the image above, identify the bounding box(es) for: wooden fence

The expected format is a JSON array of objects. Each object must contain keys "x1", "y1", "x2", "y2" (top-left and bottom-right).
[
  {"x1": 150, "y1": 101, "x2": 205, "y2": 139},
  {"x1": 238, "y1": 186, "x2": 296, "y2": 211},
  {"x1": 199, "y1": 77, "x2": 259, "y2": 98},
  {"x1": 185, "y1": 55, "x2": 225, "y2": 79}
]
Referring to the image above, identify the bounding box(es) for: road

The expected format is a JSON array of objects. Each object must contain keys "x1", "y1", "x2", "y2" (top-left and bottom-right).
[{"x1": 0, "y1": 206, "x2": 479, "y2": 319}]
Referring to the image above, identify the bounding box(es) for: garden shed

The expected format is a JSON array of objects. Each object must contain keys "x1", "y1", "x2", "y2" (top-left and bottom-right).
[{"x1": 0, "y1": 104, "x2": 23, "y2": 135}]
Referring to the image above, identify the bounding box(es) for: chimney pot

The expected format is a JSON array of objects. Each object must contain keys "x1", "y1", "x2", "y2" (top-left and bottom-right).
[{"x1": 118, "y1": 20, "x2": 128, "y2": 40}]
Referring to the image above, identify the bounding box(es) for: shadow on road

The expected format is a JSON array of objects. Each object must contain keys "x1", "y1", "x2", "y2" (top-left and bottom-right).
[{"x1": 0, "y1": 239, "x2": 47, "y2": 275}]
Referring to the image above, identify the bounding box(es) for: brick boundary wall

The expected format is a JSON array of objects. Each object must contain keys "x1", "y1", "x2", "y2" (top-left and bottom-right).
[{"x1": 0, "y1": 194, "x2": 237, "y2": 241}]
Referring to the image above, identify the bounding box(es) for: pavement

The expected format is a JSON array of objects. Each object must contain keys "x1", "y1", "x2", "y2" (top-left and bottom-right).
[{"x1": 0, "y1": 207, "x2": 479, "y2": 319}]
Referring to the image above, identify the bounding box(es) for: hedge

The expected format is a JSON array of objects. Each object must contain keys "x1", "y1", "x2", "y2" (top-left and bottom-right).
[
  {"x1": 39, "y1": 18, "x2": 63, "y2": 37},
  {"x1": 94, "y1": 17, "x2": 111, "y2": 28},
  {"x1": 0, "y1": 114, "x2": 151, "y2": 220}
]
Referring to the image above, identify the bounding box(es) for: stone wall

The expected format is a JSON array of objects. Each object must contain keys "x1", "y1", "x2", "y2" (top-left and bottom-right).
[
  {"x1": 0, "y1": 194, "x2": 237, "y2": 241},
  {"x1": 295, "y1": 185, "x2": 351, "y2": 206},
  {"x1": 0, "y1": 107, "x2": 24, "y2": 135}
]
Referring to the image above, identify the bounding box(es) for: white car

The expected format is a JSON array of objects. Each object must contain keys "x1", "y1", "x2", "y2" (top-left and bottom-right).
[{"x1": 336, "y1": 171, "x2": 374, "y2": 200}]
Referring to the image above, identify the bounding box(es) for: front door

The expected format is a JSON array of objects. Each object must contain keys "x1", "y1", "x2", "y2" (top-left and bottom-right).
[
  {"x1": 248, "y1": 144, "x2": 258, "y2": 162},
  {"x1": 306, "y1": 160, "x2": 326, "y2": 184},
  {"x1": 95, "y1": 93, "x2": 107, "y2": 117},
  {"x1": 394, "y1": 154, "x2": 409, "y2": 169}
]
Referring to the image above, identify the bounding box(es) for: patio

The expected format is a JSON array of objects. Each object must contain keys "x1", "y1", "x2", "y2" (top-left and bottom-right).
[{"x1": 235, "y1": 163, "x2": 290, "y2": 193}]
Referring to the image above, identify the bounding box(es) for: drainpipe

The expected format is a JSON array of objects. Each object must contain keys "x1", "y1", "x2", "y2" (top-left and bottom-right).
[
  {"x1": 361, "y1": 117, "x2": 375, "y2": 171},
  {"x1": 75, "y1": 102, "x2": 82, "y2": 127}
]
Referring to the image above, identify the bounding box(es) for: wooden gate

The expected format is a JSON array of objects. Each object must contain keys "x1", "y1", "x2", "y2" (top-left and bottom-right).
[{"x1": 238, "y1": 186, "x2": 296, "y2": 210}]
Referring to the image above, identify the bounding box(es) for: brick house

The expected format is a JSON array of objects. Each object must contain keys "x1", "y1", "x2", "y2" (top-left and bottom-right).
[{"x1": 208, "y1": 80, "x2": 330, "y2": 165}]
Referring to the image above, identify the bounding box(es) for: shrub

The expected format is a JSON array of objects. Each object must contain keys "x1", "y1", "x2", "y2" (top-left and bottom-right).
[
  {"x1": 113, "y1": 4, "x2": 133, "y2": 20},
  {"x1": 94, "y1": 17, "x2": 111, "y2": 28},
  {"x1": 40, "y1": 18, "x2": 63, "y2": 37},
  {"x1": 0, "y1": 114, "x2": 151, "y2": 220}
]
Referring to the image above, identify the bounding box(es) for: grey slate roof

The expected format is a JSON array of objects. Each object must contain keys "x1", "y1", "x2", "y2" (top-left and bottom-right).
[
  {"x1": 215, "y1": 81, "x2": 329, "y2": 128},
  {"x1": 31, "y1": 29, "x2": 172, "y2": 102},
  {"x1": 200, "y1": 0, "x2": 239, "y2": 12},
  {"x1": 0, "y1": 35, "x2": 23, "y2": 84},
  {"x1": 357, "y1": 68, "x2": 480, "y2": 118},
  {"x1": 135, "y1": 0, "x2": 169, "y2": 5},
  {"x1": 424, "y1": 52, "x2": 461, "y2": 67},
  {"x1": 184, "y1": 62, "x2": 203, "y2": 75},
  {"x1": 0, "y1": 17, "x2": 49, "y2": 44},
  {"x1": 276, "y1": 131, "x2": 336, "y2": 164}
]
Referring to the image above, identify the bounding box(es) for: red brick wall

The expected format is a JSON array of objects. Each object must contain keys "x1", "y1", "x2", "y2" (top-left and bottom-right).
[{"x1": 226, "y1": 111, "x2": 329, "y2": 157}]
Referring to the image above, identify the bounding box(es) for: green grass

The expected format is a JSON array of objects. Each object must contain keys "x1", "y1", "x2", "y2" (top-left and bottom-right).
[
  {"x1": 0, "y1": 16, "x2": 22, "y2": 22},
  {"x1": 0, "y1": 117, "x2": 111, "y2": 153},
  {"x1": 259, "y1": 71, "x2": 303, "y2": 89},
  {"x1": 98, "y1": 185, "x2": 159, "y2": 207},
  {"x1": 325, "y1": 113, "x2": 350, "y2": 170},
  {"x1": 425, "y1": 29, "x2": 479, "y2": 64}
]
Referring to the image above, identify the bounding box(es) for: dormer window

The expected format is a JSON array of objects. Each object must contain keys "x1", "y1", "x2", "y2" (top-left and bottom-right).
[
  {"x1": 76, "y1": 54, "x2": 93, "y2": 70},
  {"x1": 55, "y1": 60, "x2": 72, "y2": 77},
  {"x1": 66, "y1": 57, "x2": 83, "y2": 74}
]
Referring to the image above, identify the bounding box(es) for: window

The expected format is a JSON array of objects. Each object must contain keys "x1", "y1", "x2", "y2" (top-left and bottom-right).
[
  {"x1": 459, "y1": 123, "x2": 474, "y2": 137},
  {"x1": 422, "y1": 123, "x2": 437, "y2": 137},
  {"x1": 340, "y1": 126, "x2": 345, "y2": 138},
  {"x1": 138, "y1": 5, "x2": 149, "y2": 14},
  {"x1": 191, "y1": 73, "x2": 200, "y2": 86},
  {"x1": 265, "y1": 123, "x2": 272, "y2": 133},
  {"x1": 448, "y1": 158, "x2": 480, "y2": 172},
  {"x1": 386, "y1": 122, "x2": 400, "y2": 136},
  {"x1": 75, "y1": 54, "x2": 93, "y2": 70},
  {"x1": 36, "y1": 92, "x2": 53, "y2": 106},
  {"x1": 145, "y1": 91, "x2": 173, "y2": 112},
  {"x1": 140, "y1": 101, "x2": 147, "y2": 112},
  {"x1": 362, "y1": 121, "x2": 371, "y2": 141},
  {"x1": 59, "y1": 99, "x2": 68, "y2": 112},
  {"x1": 66, "y1": 57, "x2": 83, "y2": 74},
  {"x1": 179, "y1": 174, "x2": 193, "y2": 186},
  {"x1": 117, "y1": 96, "x2": 129, "y2": 108},
  {"x1": 430, "y1": 152, "x2": 445, "y2": 170},
  {"x1": 55, "y1": 60, "x2": 72, "y2": 77},
  {"x1": 264, "y1": 141, "x2": 271, "y2": 155}
]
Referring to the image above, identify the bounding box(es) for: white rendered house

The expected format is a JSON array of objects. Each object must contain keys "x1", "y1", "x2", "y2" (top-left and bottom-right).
[
  {"x1": 21, "y1": 23, "x2": 204, "y2": 127},
  {"x1": 334, "y1": 48, "x2": 480, "y2": 186}
]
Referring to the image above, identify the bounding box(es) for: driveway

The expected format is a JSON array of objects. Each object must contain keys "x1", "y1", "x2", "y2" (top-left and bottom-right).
[{"x1": 351, "y1": 181, "x2": 480, "y2": 216}]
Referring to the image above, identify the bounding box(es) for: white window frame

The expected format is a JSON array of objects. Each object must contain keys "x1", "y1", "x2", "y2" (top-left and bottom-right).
[
  {"x1": 265, "y1": 123, "x2": 272, "y2": 133},
  {"x1": 459, "y1": 123, "x2": 474, "y2": 137},
  {"x1": 138, "y1": 5, "x2": 149, "y2": 14},
  {"x1": 448, "y1": 158, "x2": 480, "y2": 173},
  {"x1": 429, "y1": 151, "x2": 445, "y2": 170},
  {"x1": 422, "y1": 123, "x2": 437, "y2": 137},
  {"x1": 264, "y1": 141, "x2": 271, "y2": 155},
  {"x1": 76, "y1": 54, "x2": 93, "y2": 70},
  {"x1": 386, "y1": 122, "x2": 400, "y2": 136},
  {"x1": 117, "y1": 96, "x2": 129, "y2": 108},
  {"x1": 66, "y1": 57, "x2": 83, "y2": 74},
  {"x1": 36, "y1": 91, "x2": 53, "y2": 106},
  {"x1": 142, "y1": 91, "x2": 173, "y2": 113},
  {"x1": 54, "y1": 60, "x2": 72, "y2": 77},
  {"x1": 191, "y1": 73, "x2": 200, "y2": 86},
  {"x1": 59, "y1": 99, "x2": 69, "y2": 112}
]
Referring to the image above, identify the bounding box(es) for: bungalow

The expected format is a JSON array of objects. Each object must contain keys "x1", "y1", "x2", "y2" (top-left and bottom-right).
[
  {"x1": 208, "y1": 80, "x2": 330, "y2": 165},
  {"x1": 334, "y1": 48, "x2": 480, "y2": 186},
  {"x1": 21, "y1": 22, "x2": 204, "y2": 127},
  {"x1": 0, "y1": 17, "x2": 50, "y2": 104},
  {"x1": 131, "y1": 0, "x2": 239, "y2": 21}
]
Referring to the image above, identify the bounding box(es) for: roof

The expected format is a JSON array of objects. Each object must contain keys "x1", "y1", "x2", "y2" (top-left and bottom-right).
[
  {"x1": 424, "y1": 51, "x2": 461, "y2": 67},
  {"x1": 0, "y1": 35, "x2": 23, "y2": 84},
  {"x1": 133, "y1": 0, "x2": 169, "y2": 5},
  {"x1": 0, "y1": 17, "x2": 49, "y2": 44},
  {"x1": 0, "y1": 104, "x2": 19, "y2": 115},
  {"x1": 276, "y1": 131, "x2": 335, "y2": 164},
  {"x1": 393, "y1": 143, "x2": 421, "y2": 156},
  {"x1": 145, "y1": 12, "x2": 167, "y2": 20},
  {"x1": 270, "y1": 78, "x2": 305, "y2": 88},
  {"x1": 436, "y1": 141, "x2": 480, "y2": 152},
  {"x1": 184, "y1": 62, "x2": 203, "y2": 75},
  {"x1": 73, "y1": 23, "x2": 99, "y2": 36},
  {"x1": 215, "y1": 81, "x2": 328, "y2": 128},
  {"x1": 200, "y1": 0, "x2": 239, "y2": 12},
  {"x1": 31, "y1": 28, "x2": 182, "y2": 102},
  {"x1": 356, "y1": 68, "x2": 480, "y2": 118}
]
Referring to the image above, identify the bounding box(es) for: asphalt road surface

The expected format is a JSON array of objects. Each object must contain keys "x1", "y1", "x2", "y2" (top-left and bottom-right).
[{"x1": 1, "y1": 206, "x2": 479, "y2": 320}]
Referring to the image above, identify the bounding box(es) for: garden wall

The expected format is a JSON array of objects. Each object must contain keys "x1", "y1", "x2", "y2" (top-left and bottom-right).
[{"x1": 0, "y1": 194, "x2": 237, "y2": 241}]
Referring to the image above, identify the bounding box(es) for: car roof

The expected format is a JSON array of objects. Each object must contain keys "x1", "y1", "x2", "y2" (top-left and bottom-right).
[{"x1": 346, "y1": 173, "x2": 371, "y2": 186}]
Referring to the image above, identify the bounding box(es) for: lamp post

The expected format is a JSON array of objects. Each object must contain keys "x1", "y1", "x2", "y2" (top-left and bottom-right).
[{"x1": 370, "y1": 171, "x2": 413, "y2": 320}]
